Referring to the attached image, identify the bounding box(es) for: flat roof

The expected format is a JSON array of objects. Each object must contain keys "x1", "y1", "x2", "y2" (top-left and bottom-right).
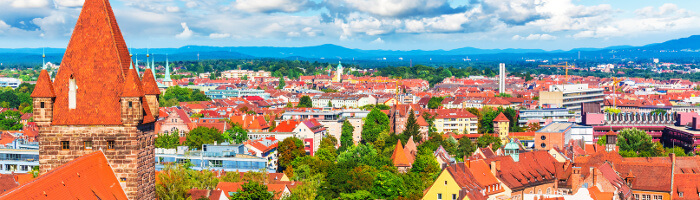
[
  {"x1": 666, "y1": 125, "x2": 700, "y2": 136},
  {"x1": 537, "y1": 122, "x2": 574, "y2": 133}
]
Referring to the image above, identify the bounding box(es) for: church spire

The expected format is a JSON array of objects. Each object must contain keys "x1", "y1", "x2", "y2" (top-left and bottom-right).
[
  {"x1": 134, "y1": 54, "x2": 140, "y2": 76},
  {"x1": 164, "y1": 54, "x2": 171, "y2": 82},
  {"x1": 42, "y1": 48, "x2": 46, "y2": 69}
]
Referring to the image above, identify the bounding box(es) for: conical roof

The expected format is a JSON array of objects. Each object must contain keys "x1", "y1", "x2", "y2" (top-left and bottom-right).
[
  {"x1": 51, "y1": 0, "x2": 132, "y2": 125},
  {"x1": 141, "y1": 69, "x2": 161, "y2": 95},
  {"x1": 494, "y1": 112, "x2": 510, "y2": 122},
  {"x1": 30, "y1": 69, "x2": 55, "y2": 98},
  {"x1": 122, "y1": 68, "x2": 143, "y2": 97},
  {"x1": 391, "y1": 140, "x2": 411, "y2": 167}
]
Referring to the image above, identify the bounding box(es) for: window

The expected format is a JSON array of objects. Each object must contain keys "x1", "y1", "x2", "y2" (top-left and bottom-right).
[
  {"x1": 653, "y1": 195, "x2": 662, "y2": 200},
  {"x1": 679, "y1": 192, "x2": 683, "y2": 197},
  {"x1": 69, "y1": 77, "x2": 76, "y2": 109},
  {"x1": 437, "y1": 193, "x2": 442, "y2": 200},
  {"x1": 128, "y1": 101, "x2": 133, "y2": 108},
  {"x1": 642, "y1": 194, "x2": 651, "y2": 200},
  {"x1": 452, "y1": 194, "x2": 457, "y2": 200},
  {"x1": 546, "y1": 188, "x2": 551, "y2": 194},
  {"x1": 540, "y1": 143, "x2": 546, "y2": 148},
  {"x1": 120, "y1": 178, "x2": 127, "y2": 182},
  {"x1": 40, "y1": 102, "x2": 45, "y2": 108},
  {"x1": 61, "y1": 141, "x2": 70, "y2": 150},
  {"x1": 444, "y1": 181, "x2": 447, "y2": 185},
  {"x1": 540, "y1": 135, "x2": 546, "y2": 140},
  {"x1": 634, "y1": 194, "x2": 639, "y2": 200},
  {"x1": 107, "y1": 140, "x2": 115, "y2": 150},
  {"x1": 84, "y1": 141, "x2": 92, "y2": 150}
]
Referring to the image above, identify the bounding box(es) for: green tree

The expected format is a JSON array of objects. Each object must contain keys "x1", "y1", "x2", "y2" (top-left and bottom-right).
[
  {"x1": 597, "y1": 136, "x2": 607, "y2": 146},
  {"x1": 277, "y1": 137, "x2": 306, "y2": 173},
  {"x1": 616, "y1": 128, "x2": 654, "y2": 155},
  {"x1": 155, "y1": 164, "x2": 192, "y2": 200},
  {"x1": 230, "y1": 181, "x2": 275, "y2": 200},
  {"x1": 0, "y1": 110, "x2": 22, "y2": 130},
  {"x1": 340, "y1": 120, "x2": 355, "y2": 151},
  {"x1": 361, "y1": 108, "x2": 390, "y2": 144},
  {"x1": 183, "y1": 127, "x2": 224, "y2": 149},
  {"x1": 242, "y1": 74, "x2": 248, "y2": 80},
  {"x1": 495, "y1": 93, "x2": 512, "y2": 98},
  {"x1": 456, "y1": 137, "x2": 476, "y2": 159},
  {"x1": 401, "y1": 109, "x2": 420, "y2": 141},
  {"x1": 371, "y1": 171, "x2": 405, "y2": 200},
  {"x1": 477, "y1": 134, "x2": 502, "y2": 151},
  {"x1": 410, "y1": 149, "x2": 440, "y2": 176},
  {"x1": 297, "y1": 96, "x2": 313, "y2": 108},
  {"x1": 224, "y1": 123, "x2": 248, "y2": 144},
  {"x1": 277, "y1": 77, "x2": 286, "y2": 89},
  {"x1": 328, "y1": 100, "x2": 333, "y2": 107},
  {"x1": 427, "y1": 96, "x2": 444, "y2": 109},
  {"x1": 155, "y1": 130, "x2": 181, "y2": 148}
]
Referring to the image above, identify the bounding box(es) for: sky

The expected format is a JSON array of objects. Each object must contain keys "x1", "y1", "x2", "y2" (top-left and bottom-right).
[{"x1": 1, "y1": 0, "x2": 700, "y2": 51}]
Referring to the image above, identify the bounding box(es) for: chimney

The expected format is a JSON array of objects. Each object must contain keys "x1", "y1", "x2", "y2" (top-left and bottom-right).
[
  {"x1": 670, "y1": 153, "x2": 676, "y2": 195},
  {"x1": 465, "y1": 158, "x2": 471, "y2": 168},
  {"x1": 490, "y1": 161, "x2": 497, "y2": 176}
]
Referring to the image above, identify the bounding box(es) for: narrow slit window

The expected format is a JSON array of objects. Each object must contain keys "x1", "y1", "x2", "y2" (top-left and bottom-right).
[
  {"x1": 40, "y1": 102, "x2": 45, "y2": 108},
  {"x1": 128, "y1": 101, "x2": 133, "y2": 108},
  {"x1": 107, "y1": 140, "x2": 115, "y2": 150},
  {"x1": 69, "y1": 77, "x2": 77, "y2": 109}
]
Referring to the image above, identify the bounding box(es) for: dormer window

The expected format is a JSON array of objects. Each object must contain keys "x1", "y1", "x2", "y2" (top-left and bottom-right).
[{"x1": 69, "y1": 76, "x2": 77, "y2": 109}]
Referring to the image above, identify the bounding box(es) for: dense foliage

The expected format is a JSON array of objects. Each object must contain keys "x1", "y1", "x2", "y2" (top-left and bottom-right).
[
  {"x1": 277, "y1": 137, "x2": 306, "y2": 173},
  {"x1": 155, "y1": 130, "x2": 181, "y2": 149},
  {"x1": 224, "y1": 123, "x2": 249, "y2": 144},
  {"x1": 0, "y1": 83, "x2": 34, "y2": 113},
  {"x1": 159, "y1": 86, "x2": 210, "y2": 107},
  {"x1": 340, "y1": 120, "x2": 355, "y2": 151},
  {"x1": 361, "y1": 108, "x2": 390, "y2": 143},
  {"x1": 297, "y1": 96, "x2": 313, "y2": 108},
  {"x1": 183, "y1": 127, "x2": 224, "y2": 150},
  {"x1": 0, "y1": 110, "x2": 22, "y2": 130}
]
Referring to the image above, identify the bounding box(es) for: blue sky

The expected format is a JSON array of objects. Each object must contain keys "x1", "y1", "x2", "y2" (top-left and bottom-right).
[{"x1": 1, "y1": 0, "x2": 700, "y2": 51}]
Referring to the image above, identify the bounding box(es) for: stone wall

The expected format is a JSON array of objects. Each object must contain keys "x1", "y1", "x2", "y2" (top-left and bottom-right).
[
  {"x1": 33, "y1": 98, "x2": 53, "y2": 126},
  {"x1": 144, "y1": 95, "x2": 159, "y2": 118},
  {"x1": 39, "y1": 125, "x2": 155, "y2": 200}
]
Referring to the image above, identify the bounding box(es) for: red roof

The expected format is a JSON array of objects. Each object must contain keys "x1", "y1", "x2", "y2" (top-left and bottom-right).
[
  {"x1": 51, "y1": 0, "x2": 135, "y2": 125},
  {"x1": 122, "y1": 68, "x2": 143, "y2": 97},
  {"x1": 0, "y1": 151, "x2": 128, "y2": 199},
  {"x1": 391, "y1": 140, "x2": 411, "y2": 167},
  {"x1": 273, "y1": 120, "x2": 300, "y2": 132},
  {"x1": 494, "y1": 112, "x2": 510, "y2": 122},
  {"x1": 141, "y1": 69, "x2": 161, "y2": 95},
  {"x1": 30, "y1": 70, "x2": 55, "y2": 98}
]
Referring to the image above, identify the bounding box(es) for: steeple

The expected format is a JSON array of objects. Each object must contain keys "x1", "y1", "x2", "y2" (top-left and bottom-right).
[
  {"x1": 42, "y1": 48, "x2": 46, "y2": 69},
  {"x1": 151, "y1": 54, "x2": 156, "y2": 80},
  {"x1": 163, "y1": 55, "x2": 171, "y2": 82},
  {"x1": 134, "y1": 54, "x2": 140, "y2": 75}
]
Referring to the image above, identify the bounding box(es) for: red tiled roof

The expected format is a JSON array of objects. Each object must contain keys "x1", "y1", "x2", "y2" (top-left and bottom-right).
[
  {"x1": 51, "y1": 0, "x2": 134, "y2": 125},
  {"x1": 391, "y1": 140, "x2": 411, "y2": 167},
  {"x1": 30, "y1": 70, "x2": 55, "y2": 98},
  {"x1": 122, "y1": 68, "x2": 143, "y2": 97},
  {"x1": 0, "y1": 174, "x2": 18, "y2": 194},
  {"x1": 141, "y1": 69, "x2": 161, "y2": 95},
  {"x1": 0, "y1": 151, "x2": 128, "y2": 199},
  {"x1": 494, "y1": 112, "x2": 510, "y2": 122},
  {"x1": 273, "y1": 120, "x2": 300, "y2": 132}
]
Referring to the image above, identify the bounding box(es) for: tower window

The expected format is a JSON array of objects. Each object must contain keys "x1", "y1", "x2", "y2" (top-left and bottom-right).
[
  {"x1": 61, "y1": 141, "x2": 70, "y2": 150},
  {"x1": 69, "y1": 77, "x2": 77, "y2": 109},
  {"x1": 128, "y1": 101, "x2": 133, "y2": 108},
  {"x1": 107, "y1": 140, "x2": 115, "y2": 150},
  {"x1": 40, "y1": 102, "x2": 45, "y2": 108},
  {"x1": 84, "y1": 141, "x2": 92, "y2": 150}
]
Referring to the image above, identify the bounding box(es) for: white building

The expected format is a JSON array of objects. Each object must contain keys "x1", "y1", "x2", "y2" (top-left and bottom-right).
[{"x1": 221, "y1": 70, "x2": 271, "y2": 79}]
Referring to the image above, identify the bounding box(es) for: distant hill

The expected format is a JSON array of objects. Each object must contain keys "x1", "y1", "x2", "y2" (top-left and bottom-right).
[{"x1": 3, "y1": 35, "x2": 700, "y2": 65}]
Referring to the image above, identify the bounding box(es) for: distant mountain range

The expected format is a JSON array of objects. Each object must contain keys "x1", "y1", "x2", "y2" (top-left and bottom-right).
[{"x1": 3, "y1": 35, "x2": 700, "y2": 65}]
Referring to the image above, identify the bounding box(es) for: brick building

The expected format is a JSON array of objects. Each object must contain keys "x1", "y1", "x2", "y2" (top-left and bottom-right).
[{"x1": 32, "y1": 0, "x2": 160, "y2": 199}]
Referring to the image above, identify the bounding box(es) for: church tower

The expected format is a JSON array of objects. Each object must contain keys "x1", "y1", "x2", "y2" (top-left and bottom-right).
[
  {"x1": 34, "y1": 0, "x2": 158, "y2": 199},
  {"x1": 334, "y1": 61, "x2": 343, "y2": 82}
]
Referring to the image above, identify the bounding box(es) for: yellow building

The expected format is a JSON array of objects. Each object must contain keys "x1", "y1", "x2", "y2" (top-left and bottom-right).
[
  {"x1": 493, "y1": 112, "x2": 510, "y2": 142},
  {"x1": 423, "y1": 160, "x2": 508, "y2": 200}
]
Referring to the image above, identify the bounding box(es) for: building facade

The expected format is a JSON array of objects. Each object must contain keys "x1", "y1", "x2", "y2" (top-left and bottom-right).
[{"x1": 33, "y1": 0, "x2": 160, "y2": 199}]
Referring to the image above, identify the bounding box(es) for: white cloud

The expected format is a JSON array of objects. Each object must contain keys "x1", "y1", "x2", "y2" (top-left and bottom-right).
[
  {"x1": 54, "y1": 0, "x2": 84, "y2": 8},
  {"x1": 9, "y1": 0, "x2": 49, "y2": 8},
  {"x1": 371, "y1": 37, "x2": 384, "y2": 44},
  {"x1": 512, "y1": 34, "x2": 557, "y2": 40},
  {"x1": 166, "y1": 6, "x2": 180, "y2": 12},
  {"x1": 234, "y1": 0, "x2": 313, "y2": 13},
  {"x1": 328, "y1": 0, "x2": 463, "y2": 18},
  {"x1": 185, "y1": 1, "x2": 197, "y2": 8},
  {"x1": 209, "y1": 33, "x2": 230, "y2": 39},
  {"x1": 175, "y1": 22, "x2": 193, "y2": 39}
]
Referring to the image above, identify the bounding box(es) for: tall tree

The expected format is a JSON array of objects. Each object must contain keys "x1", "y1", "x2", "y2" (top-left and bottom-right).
[
  {"x1": 277, "y1": 77, "x2": 286, "y2": 89},
  {"x1": 277, "y1": 137, "x2": 306, "y2": 173},
  {"x1": 340, "y1": 120, "x2": 355, "y2": 151},
  {"x1": 223, "y1": 123, "x2": 248, "y2": 144},
  {"x1": 402, "y1": 109, "x2": 421, "y2": 141},
  {"x1": 183, "y1": 127, "x2": 224, "y2": 149},
  {"x1": 297, "y1": 96, "x2": 313, "y2": 108},
  {"x1": 617, "y1": 128, "x2": 654, "y2": 155},
  {"x1": 361, "y1": 108, "x2": 390, "y2": 144},
  {"x1": 456, "y1": 137, "x2": 476, "y2": 159}
]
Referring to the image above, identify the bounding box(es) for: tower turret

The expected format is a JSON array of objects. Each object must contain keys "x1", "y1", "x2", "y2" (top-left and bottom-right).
[
  {"x1": 164, "y1": 55, "x2": 171, "y2": 82},
  {"x1": 31, "y1": 69, "x2": 55, "y2": 127},
  {"x1": 121, "y1": 64, "x2": 144, "y2": 126},
  {"x1": 141, "y1": 68, "x2": 160, "y2": 118}
]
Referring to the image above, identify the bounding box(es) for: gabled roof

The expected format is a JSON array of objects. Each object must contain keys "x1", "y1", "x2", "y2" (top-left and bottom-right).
[
  {"x1": 30, "y1": 69, "x2": 55, "y2": 98},
  {"x1": 391, "y1": 140, "x2": 411, "y2": 167},
  {"x1": 0, "y1": 151, "x2": 128, "y2": 199},
  {"x1": 273, "y1": 120, "x2": 300, "y2": 132},
  {"x1": 51, "y1": 0, "x2": 133, "y2": 125}
]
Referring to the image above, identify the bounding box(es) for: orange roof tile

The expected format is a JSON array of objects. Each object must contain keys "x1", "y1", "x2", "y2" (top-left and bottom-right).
[
  {"x1": 494, "y1": 112, "x2": 510, "y2": 122},
  {"x1": 122, "y1": 68, "x2": 143, "y2": 97},
  {"x1": 0, "y1": 151, "x2": 128, "y2": 199},
  {"x1": 141, "y1": 69, "x2": 161, "y2": 95},
  {"x1": 51, "y1": 0, "x2": 133, "y2": 125},
  {"x1": 391, "y1": 140, "x2": 411, "y2": 167},
  {"x1": 30, "y1": 70, "x2": 55, "y2": 98}
]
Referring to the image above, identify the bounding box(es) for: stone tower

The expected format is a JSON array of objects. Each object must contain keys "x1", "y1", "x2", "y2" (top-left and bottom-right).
[{"x1": 33, "y1": 0, "x2": 159, "y2": 199}]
